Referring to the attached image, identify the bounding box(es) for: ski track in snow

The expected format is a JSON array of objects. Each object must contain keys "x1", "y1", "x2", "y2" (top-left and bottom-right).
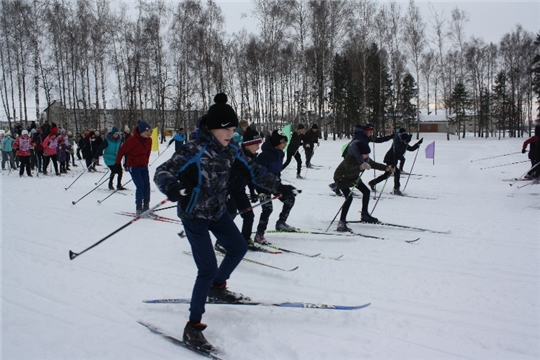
[{"x1": 1, "y1": 133, "x2": 539, "y2": 359}]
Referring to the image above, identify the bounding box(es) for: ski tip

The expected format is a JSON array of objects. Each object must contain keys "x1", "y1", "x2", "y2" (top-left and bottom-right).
[
  {"x1": 71, "y1": 201, "x2": 76, "y2": 205},
  {"x1": 288, "y1": 266, "x2": 300, "y2": 272},
  {"x1": 405, "y1": 238, "x2": 420, "y2": 243}
]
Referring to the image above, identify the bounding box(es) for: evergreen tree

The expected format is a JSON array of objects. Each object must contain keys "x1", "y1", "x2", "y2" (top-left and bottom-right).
[
  {"x1": 449, "y1": 82, "x2": 471, "y2": 138},
  {"x1": 399, "y1": 72, "x2": 418, "y2": 131},
  {"x1": 532, "y1": 32, "x2": 540, "y2": 122}
]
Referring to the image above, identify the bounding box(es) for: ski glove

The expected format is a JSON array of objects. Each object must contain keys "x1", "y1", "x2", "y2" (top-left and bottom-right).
[
  {"x1": 250, "y1": 191, "x2": 259, "y2": 203},
  {"x1": 386, "y1": 165, "x2": 395, "y2": 174},
  {"x1": 258, "y1": 193, "x2": 268, "y2": 201},
  {"x1": 305, "y1": 144, "x2": 311, "y2": 148},
  {"x1": 522, "y1": 148, "x2": 527, "y2": 154},
  {"x1": 360, "y1": 162, "x2": 371, "y2": 171},
  {"x1": 417, "y1": 138, "x2": 423, "y2": 145},
  {"x1": 277, "y1": 184, "x2": 299, "y2": 197},
  {"x1": 166, "y1": 182, "x2": 186, "y2": 202}
]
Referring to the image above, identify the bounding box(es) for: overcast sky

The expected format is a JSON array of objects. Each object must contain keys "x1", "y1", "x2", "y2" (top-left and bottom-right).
[{"x1": 217, "y1": 0, "x2": 539, "y2": 45}]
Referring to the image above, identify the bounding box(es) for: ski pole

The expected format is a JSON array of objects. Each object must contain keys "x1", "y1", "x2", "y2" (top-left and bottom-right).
[
  {"x1": 470, "y1": 151, "x2": 522, "y2": 162},
  {"x1": 149, "y1": 145, "x2": 171, "y2": 166},
  {"x1": 95, "y1": 167, "x2": 111, "y2": 185},
  {"x1": 517, "y1": 179, "x2": 539, "y2": 189},
  {"x1": 65, "y1": 162, "x2": 96, "y2": 191},
  {"x1": 403, "y1": 146, "x2": 420, "y2": 192},
  {"x1": 235, "y1": 194, "x2": 283, "y2": 217},
  {"x1": 153, "y1": 204, "x2": 177, "y2": 212},
  {"x1": 97, "y1": 179, "x2": 133, "y2": 204},
  {"x1": 72, "y1": 177, "x2": 109, "y2": 205},
  {"x1": 370, "y1": 175, "x2": 389, "y2": 216},
  {"x1": 69, "y1": 198, "x2": 170, "y2": 260},
  {"x1": 325, "y1": 174, "x2": 363, "y2": 232},
  {"x1": 480, "y1": 160, "x2": 528, "y2": 170}
]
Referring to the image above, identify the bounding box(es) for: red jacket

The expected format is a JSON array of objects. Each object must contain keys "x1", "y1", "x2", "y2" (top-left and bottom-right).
[
  {"x1": 13, "y1": 135, "x2": 35, "y2": 156},
  {"x1": 115, "y1": 127, "x2": 152, "y2": 167}
]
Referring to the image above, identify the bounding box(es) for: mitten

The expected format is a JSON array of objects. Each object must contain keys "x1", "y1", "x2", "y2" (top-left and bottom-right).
[
  {"x1": 166, "y1": 182, "x2": 186, "y2": 202},
  {"x1": 250, "y1": 191, "x2": 259, "y2": 203},
  {"x1": 522, "y1": 148, "x2": 527, "y2": 154},
  {"x1": 360, "y1": 162, "x2": 371, "y2": 171}
]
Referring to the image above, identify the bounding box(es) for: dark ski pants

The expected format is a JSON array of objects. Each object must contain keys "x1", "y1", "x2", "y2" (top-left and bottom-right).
[
  {"x1": 282, "y1": 150, "x2": 302, "y2": 175},
  {"x1": 129, "y1": 166, "x2": 150, "y2": 208},
  {"x1": 256, "y1": 192, "x2": 295, "y2": 233},
  {"x1": 18, "y1": 156, "x2": 32, "y2": 176},
  {"x1": 339, "y1": 181, "x2": 370, "y2": 221},
  {"x1": 107, "y1": 164, "x2": 123, "y2": 186},
  {"x1": 226, "y1": 190, "x2": 254, "y2": 242},
  {"x1": 528, "y1": 159, "x2": 539, "y2": 178},
  {"x1": 304, "y1": 146, "x2": 314, "y2": 167},
  {"x1": 182, "y1": 212, "x2": 248, "y2": 323},
  {"x1": 43, "y1": 154, "x2": 59, "y2": 174},
  {"x1": 372, "y1": 166, "x2": 401, "y2": 190}
]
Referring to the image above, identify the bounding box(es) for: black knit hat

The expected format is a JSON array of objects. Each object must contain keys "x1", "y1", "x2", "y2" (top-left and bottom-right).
[
  {"x1": 242, "y1": 128, "x2": 263, "y2": 146},
  {"x1": 206, "y1": 93, "x2": 239, "y2": 130},
  {"x1": 401, "y1": 133, "x2": 412, "y2": 142},
  {"x1": 363, "y1": 123, "x2": 374, "y2": 131},
  {"x1": 311, "y1": 124, "x2": 318, "y2": 129},
  {"x1": 297, "y1": 123, "x2": 305, "y2": 130},
  {"x1": 270, "y1": 130, "x2": 288, "y2": 147}
]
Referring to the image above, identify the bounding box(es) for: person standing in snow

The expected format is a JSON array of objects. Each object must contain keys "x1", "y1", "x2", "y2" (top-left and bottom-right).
[
  {"x1": 522, "y1": 124, "x2": 540, "y2": 179},
  {"x1": 303, "y1": 123, "x2": 319, "y2": 168},
  {"x1": 115, "y1": 120, "x2": 152, "y2": 215},
  {"x1": 42, "y1": 127, "x2": 61, "y2": 176},
  {"x1": 13, "y1": 130, "x2": 35, "y2": 177},
  {"x1": 95, "y1": 126, "x2": 126, "y2": 190},
  {"x1": 226, "y1": 128, "x2": 264, "y2": 250},
  {"x1": 1, "y1": 132, "x2": 16, "y2": 170},
  {"x1": 282, "y1": 123, "x2": 305, "y2": 179},
  {"x1": 153, "y1": 93, "x2": 297, "y2": 354},
  {"x1": 168, "y1": 128, "x2": 187, "y2": 152},
  {"x1": 254, "y1": 129, "x2": 299, "y2": 244},
  {"x1": 333, "y1": 132, "x2": 392, "y2": 231},
  {"x1": 369, "y1": 132, "x2": 423, "y2": 195}
]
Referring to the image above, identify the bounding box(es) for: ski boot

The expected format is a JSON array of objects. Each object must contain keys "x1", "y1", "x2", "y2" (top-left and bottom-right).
[
  {"x1": 361, "y1": 212, "x2": 380, "y2": 224},
  {"x1": 254, "y1": 231, "x2": 270, "y2": 245},
  {"x1": 183, "y1": 322, "x2": 216, "y2": 353},
  {"x1": 276, "y1": 220, "x2": 298, "y2": 232},
  {"x1": 393, "y1": 188, "x2": 403, "y2": 196},
  {"x1": 336, "y1": 221, "x2": 352, "y2": 233},
  {"x1": 368, "y1": 180, "x2": 376, "y2": 192},
  {"x1": 208, "y1": 281, "x2": 250, "y2": 303}
]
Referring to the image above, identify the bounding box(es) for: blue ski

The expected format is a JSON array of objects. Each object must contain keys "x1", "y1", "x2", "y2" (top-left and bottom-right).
[{"x1": 143, "y1": 298, "x2": 371, "y2": 311}]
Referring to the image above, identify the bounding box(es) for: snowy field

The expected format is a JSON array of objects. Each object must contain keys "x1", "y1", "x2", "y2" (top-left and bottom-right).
[{"x1": 1, "y1": 132, "x2": 539, "y2": 360}]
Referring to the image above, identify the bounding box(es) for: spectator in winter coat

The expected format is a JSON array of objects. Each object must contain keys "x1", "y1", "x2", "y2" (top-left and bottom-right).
[
  {"x1": 153, "y1": 93, "x2": 297, "y2": 353},
  {"x1": 13, "y1": 130, "x2": 34, "y2": 177},
  {"x1": 333, "y1": 138, "x2": 391, "y2": 231},
  {"x1": 282, "y1": 124, "x2": 305, "y2": 178},
  {"x1": 226, "y1": 128, "x2": 264, "y2": 249},
  {"x1": 96, "y1": 127, "x2": 125, "y2": 190},
  {"x1": 66, "y1": 131, "x2": 77, "y2": 168},
  {"x1": 116, "y1": 121, "x2": 152, "y2": 215},
  {"x1": 57, "y1": 130, "x2": 70, "y2": 173},
  {"x1": 522, "y1": 124, "x2": 540, "y2": 178},
  {"x1": 1, "y1": 132, "x2": 16, "y2": 170},
  {"x1": 303, "y1": 123, "x2": 319, "y2": 168},
  {"x1": 369, "y1": 132, "x2": 423, "y2": 195},
  {"x1": 255, "y1": 129, "x2": 299, "y2": 243},
  {"x1": 168, "y1": 128, "x2": 187, "y2": 152},
  {"x1": 33, "y1": 128, "x2": 45, "y2": 172},
  {"x1": 80, "y1": 131, "x2": 100, "y2": 171},
  {"x1": 42, "y1": 127, "x2": 61, "y2": 176}
]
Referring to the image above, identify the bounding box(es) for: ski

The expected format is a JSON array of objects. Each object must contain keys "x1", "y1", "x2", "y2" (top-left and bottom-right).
[
  {"x1": 137, "y1": 321, "x2": 222, "y2": 360},
  {"x1": 400, "y1": 171, "x2": 437, "y2": 178},
  {"x1": 116, "y1": 211, "x2": 180, "y2": 224},
  {"x1": 503, "y1": 178, "x2": 533, "y2": 182},
  {"x1": 261, "y1": 243, "x2": 321, "y2": 258},
  {"x1": 348, "y1": 220, "x2": 450, "y2": 234},
  {"x1": 390, "y1": 192, "x2": 438, "y2": 200},
  {"x1": 215, "y1": 242, "x2": 282, "y2": 255},
  {"x1": 264, "y1": 229, "x2": 357, "y2": 237},
  {"x1": 143, "y1": 298, "x2": 371, "y2": 311},
  {"x1": 183, "y1": 251, "x2": 299, "y2": 272},
  {"x1": 346, "y1": 229, "x2": 420, "y2": 243}
]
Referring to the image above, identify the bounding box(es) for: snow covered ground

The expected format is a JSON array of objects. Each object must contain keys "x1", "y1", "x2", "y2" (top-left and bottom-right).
[{"x1": 1, "y1": 132, "x2": 539, "y2": 360}]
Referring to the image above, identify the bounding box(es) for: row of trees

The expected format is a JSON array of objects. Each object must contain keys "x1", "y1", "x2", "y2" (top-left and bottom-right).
[{"x1": 0, "y1": 0, "x2": 538, "y2": 140}]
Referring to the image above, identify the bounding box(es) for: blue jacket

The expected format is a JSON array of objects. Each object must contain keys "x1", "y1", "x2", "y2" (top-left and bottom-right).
[
  {"x1": 97, "y1": 132, "x2": 123, "y2": 166},
  {"x1": 154, "y1": 117, "x2": 280, "y2": 221},
  {"x1": 169, "y1": 133, "x2": 186, "y2": 152}
]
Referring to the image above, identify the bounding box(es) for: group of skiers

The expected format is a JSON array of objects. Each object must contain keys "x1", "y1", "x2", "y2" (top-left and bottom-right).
[{"x1": 148, "y1": 92, "x2": 430, "y2": 355}]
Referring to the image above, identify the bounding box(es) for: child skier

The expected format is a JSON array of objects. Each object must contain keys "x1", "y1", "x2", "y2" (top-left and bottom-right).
[
  {"x1": 333, "y1": 134, "x2": 392, "y2": 231},
  {"x1": 254, "y1": 129, "x2": 299, "y2": 244},
  {"x1": 153, "y1": 93, "x2": 297, "y2": 354},
  {"x1": 225, "y1": 128, "x2": 264, "y2": 250}
]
